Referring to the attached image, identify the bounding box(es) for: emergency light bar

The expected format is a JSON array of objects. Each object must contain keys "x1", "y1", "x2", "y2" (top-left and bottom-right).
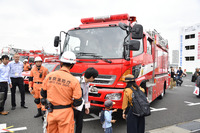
[{"x1": 81, "y1": 13, "x2": 136, "y2": 24}]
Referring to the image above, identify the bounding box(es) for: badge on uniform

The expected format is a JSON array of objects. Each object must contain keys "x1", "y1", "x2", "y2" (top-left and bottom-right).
[{"x1": 15, "y1": 73, "x2": 19, "y2": 76}]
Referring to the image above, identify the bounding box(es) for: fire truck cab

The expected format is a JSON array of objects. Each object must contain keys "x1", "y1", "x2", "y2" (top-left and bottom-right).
[{"x1": 54, "y1": 13, "x2": 170, "y2": 109}]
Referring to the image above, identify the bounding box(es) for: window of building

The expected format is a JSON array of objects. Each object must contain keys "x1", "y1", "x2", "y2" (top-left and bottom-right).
[
  {"x1": 185, "y1": 45, "x2": 195, "y2": 50},
  {"x1": 185, "y1": 56, "x2": 195, "y2": 61},
  {"x1": 185, "y1": 34, "x2": 195, "y2": 39}
]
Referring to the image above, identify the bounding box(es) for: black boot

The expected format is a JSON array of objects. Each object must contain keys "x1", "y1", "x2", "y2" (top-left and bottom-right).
[{"x1": 34, "y1": 108, "x2": 42, "y2": 118}]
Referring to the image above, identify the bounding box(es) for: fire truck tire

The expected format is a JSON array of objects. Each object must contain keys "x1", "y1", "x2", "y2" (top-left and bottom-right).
[
  {"x1": 158, "y1": 91, "x2": 164, "y2": 99},
  {"x1": 24, "y1": 84, "x2": 29, "y2": 92},
  {"x1": 158, "y1": 82, "x2": 166, "y2": 99}
]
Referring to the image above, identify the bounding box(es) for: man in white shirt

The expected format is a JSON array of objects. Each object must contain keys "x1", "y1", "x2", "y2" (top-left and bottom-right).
[
  {"x1": 0, "y1": 55, "x2": 12, "y2": 115},
  {"x1": 9, "y1": 53, "x2": 28, "y2": 110},
  {"x1": 74, "y1": 67, "x2": 98, "y2": 133}
]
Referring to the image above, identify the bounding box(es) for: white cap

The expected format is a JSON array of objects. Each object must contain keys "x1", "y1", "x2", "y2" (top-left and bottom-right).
[
  {"x1": 60, "y1": 51, "x2": 76, "y2": 64},
  {"x1": 23, "y1": 59, "x2": 28, "y2": 62},
  {"x1": 34, "y1": 57, "x2": 42, "y2": 62}
]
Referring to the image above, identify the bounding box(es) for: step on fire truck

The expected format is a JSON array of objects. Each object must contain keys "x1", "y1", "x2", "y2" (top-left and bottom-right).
[{"x1": 54, "y1": 13, "x2": 170, "y2": 109}]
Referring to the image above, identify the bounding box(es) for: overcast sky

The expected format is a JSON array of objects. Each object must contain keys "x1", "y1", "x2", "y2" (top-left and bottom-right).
[{"x1": 0, "y1": 0, "x2": 200, "y2": 57}]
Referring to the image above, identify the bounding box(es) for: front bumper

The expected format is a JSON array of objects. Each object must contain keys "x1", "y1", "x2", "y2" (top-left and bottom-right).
[{"x1": 89, "y1": 88, "x2": 124, "y2": 109}]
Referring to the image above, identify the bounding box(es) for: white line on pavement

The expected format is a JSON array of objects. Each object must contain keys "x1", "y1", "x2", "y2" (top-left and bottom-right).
[
  {"x1": 8, "y1": 127, "x2": 27, "y2": 132},
  {"x1": 150, "y1": 107, "x2": 167, "y2": 112},
  {"x1": 184, "y1": 85, "x2": 195, "y2": 87},
  {"x1": 150, "y1": 107, "x2": 156, "y2": 110},
  {"x1": 184, "y1": 101, "x2": 193, "y2": 104},
  {"x1": 184, "y1": 101, "x2": 200, "y2": 106},
  {"x1": 0, "y1": 123, "x2": 27, "y2": 132}
]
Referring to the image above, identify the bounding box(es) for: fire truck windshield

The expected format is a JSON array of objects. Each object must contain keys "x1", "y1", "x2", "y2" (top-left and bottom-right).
[
  {"x1": 29, "y1": 57, "x2": 35, "y2": 64},
  {"x1": 19, "y1": 56, "x2": 28, "y2": 62},
  {"x1": 63, "y1": 27, "x2": 126, "y2": 59}
]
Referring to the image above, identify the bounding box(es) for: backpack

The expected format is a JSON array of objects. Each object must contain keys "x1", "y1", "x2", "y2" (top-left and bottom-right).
[
  {"x1": 99, "y1": 110, "x2": 107, "y2": 124},
  {"x1": 130, "y1": 86, "x2": 151, "y2": 117}
]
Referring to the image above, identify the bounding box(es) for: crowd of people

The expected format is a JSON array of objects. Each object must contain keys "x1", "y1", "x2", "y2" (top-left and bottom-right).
[
  {"x1": 170, "y1": 66, "x2": 200, "y2": 98},
  {"x1": 169, "y1": 66, "x2": 185, "y2": 89},
  {"x1": 3, "y1": 51, "x2": 200, "y2": 133},
  {"x1": 0, "y1": 53, "x2": 28, "y2": 116},
  {"x1": 0, "y1": 51, "x2": 148, "y2": 133}
]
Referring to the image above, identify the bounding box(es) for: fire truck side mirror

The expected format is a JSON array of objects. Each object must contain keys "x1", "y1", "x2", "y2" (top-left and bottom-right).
[
  {"x1": 54, "y1": 36, "x2": 60, "y2": 47},
  {"x1": 128, "y1": 40, "x2": 140, "y2": 51},
  {"x1": 131, "y1": 24, "x2": 143, "y2": 39}
]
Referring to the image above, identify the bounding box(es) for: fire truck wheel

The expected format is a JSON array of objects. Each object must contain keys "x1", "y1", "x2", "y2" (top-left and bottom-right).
[
  {"x1": 24, "y1": 84, "x2": 29, "y2": 92},
  {"x1": 158, "y1": 82, "x2": 166, "y2": 99},
  {"x1": 158, "y1": 91, "x2": 164, "y2": 99}
]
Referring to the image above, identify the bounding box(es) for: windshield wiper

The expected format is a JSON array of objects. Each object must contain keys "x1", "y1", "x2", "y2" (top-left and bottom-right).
[
  {"x1": 76, "y1": 52, "x2": 112, "y2": 63},
  {"x1": 93, "y1": 55, "x2": 112, "y2": 64},
  {"x1": 76, "y1": 52, "x2": 97, "y2": 57}
]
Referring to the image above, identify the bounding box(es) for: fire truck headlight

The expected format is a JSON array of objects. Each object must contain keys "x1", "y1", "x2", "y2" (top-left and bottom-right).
[{"x1": 105, "y1": 93, "x2": 122, "y2": 100}]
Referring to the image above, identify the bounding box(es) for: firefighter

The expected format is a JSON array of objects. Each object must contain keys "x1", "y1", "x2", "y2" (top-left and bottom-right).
[
  {"x1": 23, "y1": 59, "x2": 31, "y2": 71},
  {"x1": 29, "y1": 56, "x2": 49, "y2": 118},
  {"x1": 41, "y1": 51, "x2": 82, "y2": 133}
]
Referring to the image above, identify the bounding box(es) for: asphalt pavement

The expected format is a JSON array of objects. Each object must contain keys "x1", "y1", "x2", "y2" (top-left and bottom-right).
[{"x1": 0, "y1": 74, "x2": 200, "y2": 133}]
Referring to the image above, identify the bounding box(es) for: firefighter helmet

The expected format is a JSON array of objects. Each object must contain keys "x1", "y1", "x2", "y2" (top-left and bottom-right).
[
  {"x1": 60, "y1": 51, "x2": 76, "y2": 64},
  {"x1": 23, "y1": 59, "x2": 28, "y2": 63},
  {"x1": 34, "y1": 57, "x2": 42, "y2": 62}
]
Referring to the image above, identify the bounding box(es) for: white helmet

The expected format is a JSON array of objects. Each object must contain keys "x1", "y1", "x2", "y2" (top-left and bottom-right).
[
  {"x1": 60, "y1": 51, "x2": 76, "y2": 64},
  {"x1": 34, "y1": 57, "x2": 42, "y2": 62},
  {"x1": 23, "y1": 59, "x2": 28, "y2": 63}
]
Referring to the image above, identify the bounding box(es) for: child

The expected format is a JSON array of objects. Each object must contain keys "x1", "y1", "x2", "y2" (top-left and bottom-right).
[{"x1": 102, "y1": 100, "x2": 117, "y2": 133}]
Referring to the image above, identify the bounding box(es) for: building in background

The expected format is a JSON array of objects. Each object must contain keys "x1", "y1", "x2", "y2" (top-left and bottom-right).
[
  {"x1": 171, "y1": 50, "x2": 179, "y2": 67},
  {"x1": 179, "y1": 23, "x2": 200, "y2": 73}
]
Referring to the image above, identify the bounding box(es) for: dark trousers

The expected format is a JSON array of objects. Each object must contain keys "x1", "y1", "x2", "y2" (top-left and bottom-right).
[
  {"x1": 10, "y1": 78, "x2": 25, "y2": 107},
  {"x1": 74, "y1": 106, "x2": 85, "y2": 133},
  {"x1": 0, "y1": 82, "x2": 8, "y2": 112},
  {"x1": 127, "y1": 108, "x2": 145, "y2": 133},
  {"x1": 176, "y1": 76, "x2": 183, "y2": 86}
]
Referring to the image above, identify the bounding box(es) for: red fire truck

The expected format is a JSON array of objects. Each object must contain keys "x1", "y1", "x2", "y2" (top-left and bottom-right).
[{"x1": 54, "y1": 13, "x2": 170, "y2": 109}]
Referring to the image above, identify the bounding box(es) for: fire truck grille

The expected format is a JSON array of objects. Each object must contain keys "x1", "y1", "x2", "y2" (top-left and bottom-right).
[
  {"x1": 71, "y1": 73, "x2": 116, "y2": 85},
  {"x1": 90, "y1": 100, "x2": 104, "y2": 105},
  {"x1": 93, "y1": 75, "x2": 116, "y2": 85},
  {"x1": 89, "y1": 93, "x2": 101, "y2": 97}
]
